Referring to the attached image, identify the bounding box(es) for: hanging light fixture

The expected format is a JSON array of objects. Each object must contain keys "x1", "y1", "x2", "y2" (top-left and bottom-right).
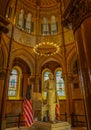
[{"x1": 33, "y1": 42, "x2": 60, "y2": 56}]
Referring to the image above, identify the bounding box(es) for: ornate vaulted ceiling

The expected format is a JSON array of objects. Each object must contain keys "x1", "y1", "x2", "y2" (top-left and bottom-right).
[
  {"x1": 36, "y1": 0, "x2": 59, "y2": 7},
  {"x1": 6, "y1": 0, "x2": 74, "y2": 48},
  {"x1": 21, "y1": 0, "x2": 59, "y2": 7}
]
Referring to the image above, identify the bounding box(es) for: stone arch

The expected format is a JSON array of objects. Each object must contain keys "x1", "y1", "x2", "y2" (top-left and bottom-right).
[
  {"x1": 67, "y1": 48, "x2": 77, "y2": 73},
  {"x1": 10, "y1": 48, "x2": 35, "y2": 74},
  {"x1": 12, "y1": 58, "x2": 31, "y2": 75},
  {"x1": 1, "y1": 36, "x2": 8, "y2": 68},
  {"x1": 37, "y1": 54, "x2": 64, "y2": 74}
]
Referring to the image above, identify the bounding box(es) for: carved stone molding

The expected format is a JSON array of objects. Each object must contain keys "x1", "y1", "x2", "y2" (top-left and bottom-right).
[
  {"x1": 0, "y1": 15, "x2": 9, "y2": 33},
  {"x1": 0, "y1": 69, "x2": 7, "y2": 79},
  {"x1": 0, "y1": 67, "x2": 11, "y2": 76},
  {"x1": 63, "y1": 0, "x2": 91, "y2": 32}
]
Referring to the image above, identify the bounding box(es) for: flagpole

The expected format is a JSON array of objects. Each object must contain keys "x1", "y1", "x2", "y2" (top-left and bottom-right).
[{"x1": 0, "y1": 0, "x2": 18, "y2": 130}]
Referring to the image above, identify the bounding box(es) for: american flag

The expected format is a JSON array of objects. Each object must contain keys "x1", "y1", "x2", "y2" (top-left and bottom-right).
[
  {"x1": 55, "y1": 94, "x2": 61, "y2": 120},
  {"x1": 23, "y1": 85, "x2": 34, "y2": 127},
  {"x1": 55, "y1": 102, "x2": 61, "y2": 120}
]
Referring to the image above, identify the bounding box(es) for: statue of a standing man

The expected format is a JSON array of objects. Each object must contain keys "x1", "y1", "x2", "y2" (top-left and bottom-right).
[{"x1": 44, "y1": 72, "x2": 57, "y2": 123}]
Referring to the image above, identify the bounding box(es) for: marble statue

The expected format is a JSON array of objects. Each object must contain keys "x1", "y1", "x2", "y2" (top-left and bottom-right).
[{"x1": 43, "y1": 72, "x2": 57, "y2": 123}]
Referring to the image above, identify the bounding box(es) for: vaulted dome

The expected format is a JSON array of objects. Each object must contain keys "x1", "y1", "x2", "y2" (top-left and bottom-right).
[{"x1": 21, "y1": 0, "x2": 59, "y2": 7}]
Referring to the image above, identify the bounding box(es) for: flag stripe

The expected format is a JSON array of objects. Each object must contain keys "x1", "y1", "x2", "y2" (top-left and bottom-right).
[
  {"x1": 24, "y1": 99, "x2": 33, "y2": 121},
  {"x1": 23, "y1": 86, "x2": 34, "y2": 127},
  {"x1": 24, "y1": 101, "x2": 33, "y2": 123},
  {"x1": 55, "y1": 102, "x2": 61, "y2": 120},
  {"x1": 25, "y1": 100, "x2": 33, "y2": 121}
]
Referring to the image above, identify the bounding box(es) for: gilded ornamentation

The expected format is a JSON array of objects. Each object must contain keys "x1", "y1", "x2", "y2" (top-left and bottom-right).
[{"x1": 63, "y1": 0, "x2": 91, "y2": 32}]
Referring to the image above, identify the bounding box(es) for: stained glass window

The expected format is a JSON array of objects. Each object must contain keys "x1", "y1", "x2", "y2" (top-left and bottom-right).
[
  {"x1": 51, "y1": 16, "x2": 57, "y2": 35},
  {"x1": 18, "y1": 9, "x2": 24, "y2": 29},
  {"x1": 44, "y1": 71, "x2": 50, "y2": 81},
  {"x1": 42, "y1": 69, "x2": 66, "y2": 100},
  {"x1": 8, "y1": 69, "x2": 18, "y2": 96},
  {"x1": 42, "y1": 70, "x2": 50, "y2": 99},
  {"x1": 43, "y1": 17, "x2": 49, "y2": 35},
  {"x1": 25, "y1": 13, "x2": 32, "y2": 33},
  {"x1": 55, "y1": 70, "x2": 65, "y2": 99}
]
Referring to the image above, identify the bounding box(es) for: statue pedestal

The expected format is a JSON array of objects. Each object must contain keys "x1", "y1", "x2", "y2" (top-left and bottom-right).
[{"x1": 33, "y1": 121, "x2": 71, "y2": 130}]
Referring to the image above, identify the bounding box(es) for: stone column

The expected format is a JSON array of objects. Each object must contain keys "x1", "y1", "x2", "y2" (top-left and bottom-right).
[
  {"x1": 35, "y1": 74, "x2": 41, "y2": 93},
  {"x1": 63, "y1": 0, "x2": 91, "y2": 129},
  {"x1": 81, "y1": 17, "x2": 91, "y2": 81},
  {"x1": 36, "y1": 5, "x2": 41, "y2": 35},
  {"x1": 31, "y1": 74, "x2": 41, "y2": 93},
  {"x1": 66, "y1": 74, "x2": 74, "y2": 114},
  {"x1": 0, "y1": 69, "x2": 11, "y2": 130},
  {"x1": 22, "y1": 74, "x2": 29, "y2": 97},
  {"x1": 33, "y1": 55, "x2": 40, "y2": 93},
  {"x1": 0, "y1": 70, "x2": 6, "y2": 115},
  {"x1": 75, "y1": 27, "x2": 90, "y2": 128}
]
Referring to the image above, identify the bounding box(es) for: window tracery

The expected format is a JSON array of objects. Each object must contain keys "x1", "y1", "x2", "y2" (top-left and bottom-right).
[
  {"x1": 8, "y1": 67, "x2": 22, "y2": 99},
  {"x1": 18, "y1": 9, "x2": 24, "y2": 30},
  {"x1": 25, "y1": 13, "x2": 32, "y2": 33},
  {"x1": 51, "y1": 15, "x2": 57, "y2": 35},
  {"x1": 43, "y1": 17, "x2": 49, "y2": 35},
  {"x1": 42, "y1": 68, "x2": 66, "y2": 100}
]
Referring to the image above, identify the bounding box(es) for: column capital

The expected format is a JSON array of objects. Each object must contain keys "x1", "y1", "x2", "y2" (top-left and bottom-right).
[
  {"x1": 63, "y1": 0, "x2": 91, "y2": 32},
  {"x1": 0, "y1": 68, "x2": 11, "y2": 79}
]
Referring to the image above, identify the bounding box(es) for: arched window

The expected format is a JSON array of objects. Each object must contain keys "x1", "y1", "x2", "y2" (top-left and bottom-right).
[
  {"x1": 25, "y1": 13, "x2": 32, "y2": 33},
  {"x1": 8, "y1": 67, "x2": 22, "y2": 99},
  {"x1": 51, "y1": 16, "x2": 57, "y2": 35},
  {"x1": 55, "y1": 69, "x2": 66, "y2": 99},
  {"x1": 42, "y1": 68, "x2": 66, "y2": 100},
  {"x1": 18, "y1": 9, "x2": 24, "y2": 30},
  {"x1": 43, "y1": 17, "x2": 49, "y2": 35},
  {"x1": 43, "y1": 71, "x2": 50, "y2": 81},
  {"x1": 6, "y1": 6, "x2": 12, "y2": 19},
  {"x1": 42, "y1": 69, "x2": 51, "y2": 99}
]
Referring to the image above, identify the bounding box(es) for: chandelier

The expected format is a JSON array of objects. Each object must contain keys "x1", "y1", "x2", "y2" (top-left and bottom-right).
[{"x1": 33, "y1": 42, "x2": 60, "y2": 56}]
